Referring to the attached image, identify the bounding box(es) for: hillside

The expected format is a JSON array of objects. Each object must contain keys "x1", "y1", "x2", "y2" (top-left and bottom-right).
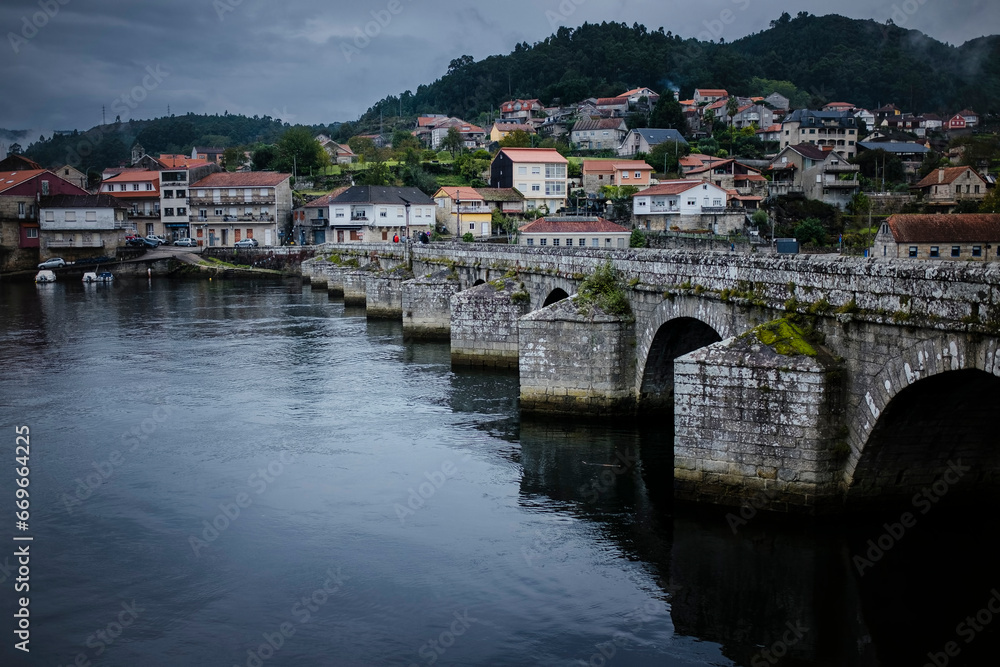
[
  {"x1": 22, "y1": 113, "x2": 306, "y2": 170},
  {"x1": 344, "y1": 13, "x2": 998, "y2": 136}
]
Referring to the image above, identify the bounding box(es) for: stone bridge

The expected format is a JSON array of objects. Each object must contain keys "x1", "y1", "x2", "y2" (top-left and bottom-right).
[{"x1": 302, "y1": 243, "x2": 1000, "y2": 513}]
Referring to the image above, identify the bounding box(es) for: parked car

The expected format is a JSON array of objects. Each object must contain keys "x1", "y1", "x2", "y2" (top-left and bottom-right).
[
  {"x1": 234, "y1": 238, "x2": 259, "y2": 248},
  {"x1": 38, "y1": 257, "x2": 67, "y2": 269},
  {"x1": 133, "y1": 237, "x2": 159, "y2": 248},
  {"x1": 126, "y1": 237, "x2": 146, "y2": 247},
  {"x1": 173, "y1": 237, "x2": 198, "y2": 247},
  {"x1": 145, "y1": 235, "x2": 166, "y2": 246}
]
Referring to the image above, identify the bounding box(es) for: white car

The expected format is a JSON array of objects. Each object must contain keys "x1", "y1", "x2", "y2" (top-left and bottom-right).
[{"x1": 145, "y1": 235, "x2": 167, "y2": 246}]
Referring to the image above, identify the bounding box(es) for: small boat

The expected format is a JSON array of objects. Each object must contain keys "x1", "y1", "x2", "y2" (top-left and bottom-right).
[
  {"x1": 35, "y1": 270, "x2": 57, "y2": 283},
  {"x1": 97, "y1": 272, "x2": 114, "y2": 282},
  {"x1": 83, "y1": 272, "x2": 98, "y2": 283}
]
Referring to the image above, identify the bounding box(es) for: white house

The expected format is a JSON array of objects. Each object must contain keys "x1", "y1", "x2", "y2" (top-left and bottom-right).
[
  {"x1": 327, "y1": 186, "x2": 436, "y2": 243},
  {"x1": 518, "y1": 216, "x2": 631, "y2": 249},
  {"x1": 39, "y1": 194, "x2": 129, "y2": 259},
  {"x1": 632, "y1": 180, "x2": 741, "y2": 233},
  {"x1": 490, "y1": 148, "x2": 569, "y2": 212}
]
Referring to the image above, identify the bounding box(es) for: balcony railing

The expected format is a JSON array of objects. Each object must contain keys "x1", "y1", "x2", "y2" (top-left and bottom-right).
[
  {"x1": 196, "y1": 215, "x2": 275, "y2": 223},
  {"x1": 647, "y1": 206, "x2": 681, "y2": 214},
  {"x1": 190, "y1": 196, "x2": 275, "y2": 206},
  {"x1": 824, "y1": 163, "x2": 859, "y2": 173},
  {"x1": 46, "y1": 239, "x2": 105, "y2": 248}
]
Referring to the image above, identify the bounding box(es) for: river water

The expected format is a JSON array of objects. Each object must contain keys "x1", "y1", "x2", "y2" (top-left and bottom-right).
[{"x1": 0, "y1": 278, "x2": 997, "y2": 667}]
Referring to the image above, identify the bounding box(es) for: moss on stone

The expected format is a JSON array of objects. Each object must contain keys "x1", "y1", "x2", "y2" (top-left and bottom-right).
[{"x1": 751, "y1": 318, "x2": 818, "y2": 357}]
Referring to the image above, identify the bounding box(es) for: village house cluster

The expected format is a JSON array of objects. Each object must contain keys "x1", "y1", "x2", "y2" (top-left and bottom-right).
[{"x1": 2, "y1": 82, "x2": 997, "y2": 271}]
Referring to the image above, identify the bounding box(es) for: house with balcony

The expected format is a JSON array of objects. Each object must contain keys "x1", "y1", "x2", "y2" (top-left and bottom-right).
[
  {"x1": 731, "y1": 103, "x2": 774, "y2": 130},
  {"x1": 37, "y1": 194, "x2": 128, "y2": 261},
  {"x1": 490, "y1": 148, "x2": 568, "y2": 213},
  {"x1": 100, "y1": 170, "x2": 160, "y2": 236},
  {"x1": 915, "y1": 167, "x2": 989, "y2": 212},
  {"x1": 500, "y1": 99, "x2": 543, "y2": 121},
  {"x1": 291, "y1": 188, "x2": 349, "y2": 246},
  {"x1": 872, "y1": 214, "x2": 1000, "y2": 261},
  {"x1": 158, "y1": 155, "x2": 221, "y2": 241},
  {"x1": 433, "y1": 187, "x2": 526, "y2": 237},
  {"x1": 0, "y1": 169, "x2": 91, "y2": 271},
  {"x1": 581, "y1": 160, "x2": 654, "y2": 195},
  {"x1": 684, "y1": 158, "x2": 769, "y2": 200},
  {"x1": 327, "y1": 186, "x2": 436, "y2": 243},
  {"x1": 188, "y1": 172, "x2": 292, "y2": 247},
  {"x1": 767, "y1": 144, "x2": 860, "y2": 209},
  {"x1": 571, "y1": 118, "x2": 628, "y2": 150},
  {"x1": 616, "y1": 128, "x2": 688, "y2": 158},
  {"x1": 489, "y1": 122, "x2": 536, "y2": 143},
  {"x1": 780, "y1": 109, "x2": 860, "y2": 158},
  {"x1": 518, "y1": 216, "x2": 631, "y2": 249},
  {"x1": 632, "y1": 180, "x2": 743, "y2": 233}
]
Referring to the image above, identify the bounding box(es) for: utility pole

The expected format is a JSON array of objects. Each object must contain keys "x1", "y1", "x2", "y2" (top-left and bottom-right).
[{"x1": 102, "y1": 106, "x2": 106, "y2": 125}]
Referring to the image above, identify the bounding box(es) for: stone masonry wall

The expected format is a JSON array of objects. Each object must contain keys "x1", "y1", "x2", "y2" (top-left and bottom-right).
[
  {"x1": 674, "y1": 335, "x2": 844, "y2": 512},
  {"x1": 451, "y1": 280, "x2": 530, "y2": 368},
  {"x1": 403, "y1": 272, "x2": 461, "y2": 339},
  {"x1": 519, "y1": 300, "x2": 636, "y2": 415}
]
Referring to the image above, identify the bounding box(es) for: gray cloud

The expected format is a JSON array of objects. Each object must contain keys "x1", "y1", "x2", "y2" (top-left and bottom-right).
[{"x1": 0, "y1": 0, "x2": 996, "y2": 135}]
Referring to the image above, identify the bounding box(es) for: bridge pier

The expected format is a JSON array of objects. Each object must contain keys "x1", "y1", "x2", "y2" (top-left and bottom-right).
[
  {"x1": 451, "y1": 279, "x2": 531, "y2": 368},
  {"x1": 673, "y1": 321, "x2": 845, "y2": 512},
  {"x1": 343, "y1": 266, "x2": 377, "y2": 307},
  {"x1": 324, "y1": 265, "x2": 348, "y2": 297},
  {"x1": 403, "y1": 271, "x2": 461, "y2": 340},
  {"x1": 365, "y1": 267, "x2": 413, "y2": 319},
  {"x1": 519, "y1": 298, "x2": 637, "y2": 416}
]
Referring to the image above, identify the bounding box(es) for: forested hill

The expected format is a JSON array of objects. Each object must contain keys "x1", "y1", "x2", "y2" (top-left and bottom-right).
[
  {"x1": 22, "y1": 113, "x2": 299, "y2": 169},
  {"x1": 350, "y1": 13, "x2": 998, "y2": 132}
]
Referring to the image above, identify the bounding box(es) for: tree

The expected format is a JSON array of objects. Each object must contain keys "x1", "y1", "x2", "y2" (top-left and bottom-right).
[
  {"x1": 648, "y1": 92, "x2": 686, "y2": 133},
  {"x1": 348, "y1": 136, "x2": 379, "y2": 163},
  {"x1": 493, "y1": 208, "x2": 520, "y2": 243},
  {"x1": 251, "y1": 144, "x2": 279, "y2": 171},
  {"x1": 600, "y1": 185, "x2": 640, "y2": 225},
  {"x1": 8, "y1": 143, "x2": 22, "y2": 155},
  {"x1": 629, "y1": 229, "x2": 647, "y2": 248},
  {"x1": 441, "y1": 127, "x2": 464, "y2": 157},
  {"x1": 222, "y1": 147, "x2": 244, "y2": 172},
  {"x1": 499, "y1": 129, "x2": 532, "y2": 148},
  {"x1": 979, "y1": 187, "x2": 1000, "y2": 214},
  {"x1": 391, "y1": 128, "x2": 422, "y2": 158},
  {"x1": 645, "y1": 141, "x2": 688, "y2": 175},
  {"x1": 726, "y1": 97, "x2": 740, "y2": 127},
  {"x1": 356, "y1": 161, "x2": 393, "y2": 186},
  {"x1": 794, "y1": 217, "x2": 827, "y2": 246},
  {"x1": 276, "y1": 127, "x2": 328, "y2": 174}
]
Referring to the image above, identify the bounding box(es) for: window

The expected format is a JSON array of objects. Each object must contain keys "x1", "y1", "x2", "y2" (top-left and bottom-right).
[
  {"x1": 527, "y1": 238, "x2": 534, "y2": 246},
  {"x1": 229, "y1": 189, "x2": 238, "y2": 197},
  {"x1": 85, "y1": 211, "x2": 97, "y2": 222},
  {"x1": 909, "y1": 246, "x2": 918, "y2": 257},
  {"x1": 176, "y1": 190, "x2": 186, "y2": 198},
  {"x1": 973, "y1": 246, "x2": 982, "y2": 257},
  {"x1": 335, "y1": 209, "x2": 344, "y2": 218},
  {"x1": 177, "y1": 208, "x2": 186, "y2": 216},
  {"x1": 552, "y1": 239, "x2": 560, "y2": 246},
  {"x1": 687, "y1": 199, "x2": 696, "y2": 206},
  {"x1": 44, "y1": 211, "x2": 54, "y2": 222},
  {"x1": 531, "y1": 166, "x2": 541, "y2": 175},
  {"x1": 146, "y1": 183, "x2": 154, "y2": 191},
  {"x1": 532, "y1": 184, "x2": 540, "y2": 192},
  {"x1": 591, "y1": 238, "x2": 599, "y2": 247},
  {"x1": 164, "y1": 191, "x2": 173, "y2": 199},
  {"x1": 975, "y1": 185, "x2": 981, "y2": 194},
  {"x1": 41, "y1": 180, "x2": 49, "y2": 195},
  {"x1": 517, "y1": 166, "x2": 527, "y2": 175},
  {"x1": 469, "y1": 222, "x2": 475, "y2": 231},
  {"x1": 18, "y1": 202, "x2": 25, "y2": 217},
  {"x1": 951, "y1": 246, "x2": 961, "y2": 257},
  {"x1": 635, "y1": 172, "x2": 641, "y2": 179},
  {"x1": 132, "y1": 183, "x2": 139, "y2": 191},
  {"x1": 579, "y1": 238, "x2": 586, "y2": 247},
  {"x1": 566, "y1": 238, "x2": 573, "y2": 247},
  {"x1": 930, "y1": 246, "x2": 940, "y2": 257},
  {"x1": 199, "y1": 209, "x2": 207, "y2": 219},
  {"x1": 618, "y1": 238, "x2": 625, "y2": 248},
  {"x1": 622, "y1": 172, "x2": 629, "y2": 179},
  {"x1": 26, "y1": 228, "x2": 38, "y2": 239},
  {"x1": 65, "y1": 211, "x2": 76, "y2": 221},
  {"x1": 380, "y1": 208, "x2": 387, "y2": 218},
  {"x1": 540, "y1": 238, "x2": 547, "y2": 246},
  {"x1": 713, "y1": 199, "x2": 722, "y2": 207},
  {"x1": 605, "y1": 238, "x2": 612, "y2": 247},
  {"x1": 215, "y1": 208, "x2": 223, "y2": 216},
  {"x1": 198, "y1": 189, "x2": 206, "y2": 197},
  {"x1": 164, "y1": 208, "x2": 174, "y2": 217}
]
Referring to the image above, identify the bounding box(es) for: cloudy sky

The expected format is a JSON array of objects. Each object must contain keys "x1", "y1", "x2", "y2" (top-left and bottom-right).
[{"x1": 1, "y1": 0, "x2": 998, "y2": 137}]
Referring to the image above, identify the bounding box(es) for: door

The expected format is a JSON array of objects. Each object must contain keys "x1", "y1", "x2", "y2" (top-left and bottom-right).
[
  {"x1": 221, "y1": 229, "x2": 228, "y2": 245},
  {"x1": 337, "y1": 230, "x2": 344, "y2": 242},
  {"x1": 314, "y1": 230, "x2": 325, "y2": 244},
  {"x1": 264, "y1": 229, "x2": 273, "y2": 246},
  {"x1": 234, "y1": 229, "x2": 241, "y2": 242},
  {"x1": 482, "y1": 222, "x2": 489, "y2": 237}
]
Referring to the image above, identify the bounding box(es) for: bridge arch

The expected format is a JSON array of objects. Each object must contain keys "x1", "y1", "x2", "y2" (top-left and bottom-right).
[
  {"x1": 844, "y1": 335, "x2": 1000, "y2": 505},
  {"x1": 543, "y1": 288, "x2": 570, "y2": 307},
  {"x1": 634, "y1": 296, "x2": 759, "y2": 410}
]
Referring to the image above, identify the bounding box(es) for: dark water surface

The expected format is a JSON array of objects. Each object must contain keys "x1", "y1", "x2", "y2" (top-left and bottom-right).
[{"x1": 0, "y1": 278, "x2": 997, "y2": 666}]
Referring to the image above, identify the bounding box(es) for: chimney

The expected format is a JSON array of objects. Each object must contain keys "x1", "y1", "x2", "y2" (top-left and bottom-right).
[{"x1": 938, "y1": 169, "x2": 945, "y2": 183}]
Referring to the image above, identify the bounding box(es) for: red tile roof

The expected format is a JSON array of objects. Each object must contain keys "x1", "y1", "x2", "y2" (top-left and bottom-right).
[
  {"x1": 434, "y1": 186, "x2": 484, "y2": 201},
  {"x1": 635, "y1": 180, "x2": 704, "y2": 196},
  {"x1": 886, "y1": 214, "x2": 1000, "y2": 243},
  {"x1": 916, "y1": 166, "x2": 987, "y2": 188},
  {"x1": 158, "y1": 155, "x2": 210, "y2": 169},
  {"x1": 596, "y1": 96, "x2": 629, "y2": 106},
  {"x1": 191, "y1": 172, "x2": 291, "y2": 188},
  {"x1": 497, "y1": 148, "x2": 568, "y2": 164},
  {"x1": 519, "y1": 216, "x2": 629, "y2": 234},
  {"x1": 0, "y1": 169, "x2": 48, "y2": 193},
  {"x1": 696, "y1": 89, "x2": 728, "y2": 97}
]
